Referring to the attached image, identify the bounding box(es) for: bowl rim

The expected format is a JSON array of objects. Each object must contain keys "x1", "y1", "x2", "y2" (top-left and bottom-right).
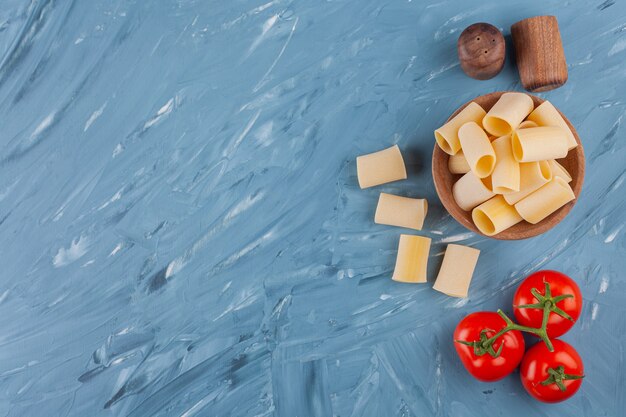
[{"x1": 431, "y1": 91, "x2": 585, "y2": 240}]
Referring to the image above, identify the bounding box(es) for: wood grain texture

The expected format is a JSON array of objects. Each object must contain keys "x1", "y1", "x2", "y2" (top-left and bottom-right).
[
  {"x1": 432, "y1": 91, "x2": 585, "y2": 240},
  {"x1": 511, "y1": 16, "x2": 568, "y2": 92},
  {"x1": 457, "y1": 23, "x2": 505, "y2": 80}
]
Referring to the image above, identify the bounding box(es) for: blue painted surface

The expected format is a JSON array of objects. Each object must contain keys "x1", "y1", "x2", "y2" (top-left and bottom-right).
[{"x1": 0, "y1": 0, "x2": 624, "y2": 415}]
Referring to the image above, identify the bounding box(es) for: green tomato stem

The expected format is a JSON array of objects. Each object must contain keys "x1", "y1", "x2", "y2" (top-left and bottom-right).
[
  {"x1": 456, "y1": 281, "x2": 578, "y2": 357},
  {"x1": 540, "y1": 365, "x2": 585, "y2": 392}
]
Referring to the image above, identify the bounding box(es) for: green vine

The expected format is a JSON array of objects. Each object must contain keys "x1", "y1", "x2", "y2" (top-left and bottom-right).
[{"x1": 455, "y1": 281, "x2": 576, "y2": 358}]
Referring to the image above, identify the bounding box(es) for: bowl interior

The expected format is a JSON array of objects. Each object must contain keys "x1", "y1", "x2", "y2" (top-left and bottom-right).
[{"x1": 432, "y1": 91, "x2": 585, "y2": 240}]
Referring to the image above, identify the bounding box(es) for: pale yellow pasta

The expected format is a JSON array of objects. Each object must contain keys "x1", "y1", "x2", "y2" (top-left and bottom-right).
[
  {"x1": 482, "y1": 92, "x2": 534, "y2": 136},
  {"x1": 356, "y1": 145, "x2": 407, "y2": 188},
  {"x1": 472, "y1": 195, "x2": 523, "y2": 236},
  {"x1": 514, "y1": 177, "x2": 575, "y2": 224},
  {"x1": 435, "y1": 102, "x2": 487, "y2": 155},
  {"x1": 503, "y1": 161, "x2": 552, "y2": 205},
  {"x1": 375, "y1": 193, "x2": 428, "y2": 230},
  {"x1": 527, "y1": 101, "x2": 578, "y2": 150},
  {"x1": 548, "y1": 159, "x2": 572, "y2": 183},
  {"x1": 518, "y1": 120, "x2": 538, "y2": 129},
  {"x1": 458, "y1": 121, "x2": 496, "y2": 178},
  {"x1": 433, "y1": 244, "x2": 480, "y2": 298},
  {"x1": 453, "y1": 172, "x2": 496, "y2": 211},
  {"x1": 448, "y1": 150, "x2": 470, "y2": 174},
  {"x1": 512, "y1": 127, "x2": 568, "y2": 162},
  {"x1": 491, "y1": 135, "x2": 520, "y2": 193},
  {"x1": 392, "y1": 235, "x2": 431, "y2": 283}
]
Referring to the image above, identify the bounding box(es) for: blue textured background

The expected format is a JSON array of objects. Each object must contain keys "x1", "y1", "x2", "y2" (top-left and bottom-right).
[{"x1": 0, "y1": 0, "x2": 624, "y2": 416}]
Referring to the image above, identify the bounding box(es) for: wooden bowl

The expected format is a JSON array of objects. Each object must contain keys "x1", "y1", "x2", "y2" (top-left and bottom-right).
[{"x1": 432, "y1": 91, "x2": 585, "y2": 240}]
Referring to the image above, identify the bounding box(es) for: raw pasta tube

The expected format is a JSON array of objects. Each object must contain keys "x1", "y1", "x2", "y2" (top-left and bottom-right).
[
  {"x1": 472, "y1": 195, "x2": 523, "y2": 236},
  {"x1": 433, "y1": 244, "x2": 480, "y2": 298},
  {"x1": 448, "y1": 151, "x2": 470, "y2": 174},
  {"x1": 453, "y1": 171, "x2": 496, "y2": 211},
  {"x1": 512, "y1": 126, "x2": 568, "y2": 162},
  {"x1": 482, "y1": 92, "x2": 534, "y2": 136},
  {"x1": 356, "y1": 145, "x2": 407, "y2": 188},
  {"x1": 458, "y1": 122, "x2": 496, "y2": 178},
  {"x1": 514, "y1": 177, "x2": 575, "y2": 224},
  {"x1": 527, "y1": 101, "x2": 578, "y2": 150},
  {"x1": 503, "y1": 161, "x2": 552, "y2": 205},
  {"x1": 375, "y1": 193, "x2": 428, "y2": 230},
  {"x1": 434, "y1": 102, "x2": 486, "y2": 155},
  {"x1": 548, "y1": 159, "x2": 572, "y2": 182},
  {"x1": 491, "y1": 135, "x2": 520, "y2": 193},
  {"x1": 392, "y1": 235, "x2": 431, "y2": 283},
  {"x1": 518, "y1": 120, "x2": 538, "y2": 129}
]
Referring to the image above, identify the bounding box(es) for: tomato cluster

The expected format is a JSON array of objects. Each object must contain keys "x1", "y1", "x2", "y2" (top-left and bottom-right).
[{"x1": 453, "y1": 270, "x2": 584, "y2": 403}]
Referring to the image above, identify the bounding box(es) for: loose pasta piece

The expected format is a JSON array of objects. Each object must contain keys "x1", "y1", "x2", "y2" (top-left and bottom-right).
[
  {"x1": 472, "y1": 195, "x2": 523, "y2": 236},
  {"x1": 434, "y1": 102, "x2": 487, "y2": 155},
  {"x1": 548, "y1": 159, "x2": 572, "y2": 183},
  {"x1": 518, "y1": 120, "x2": 538, "y2": 129},
  {"x1": 512, "y1": 126, "x2": 568, "y2": 162},
  {"x1": 458, "y1": 122, "x2": 496, "y2": 178},
  {"x1": 433, "y1": 244, "x2": 480, "y2": 298},
  {"x1": 392, "y1": 235, "x2": 431, "y2": 283},
  {"x1": 356, "y1": 145, "x2": 407, "y2": 188},
  {"x1": 491, "y1": 135, "x2": 520, "y2": 193},
  {"x1": 527, "y1": 101, "x2": 578, "y2": 150},
  {"x1": 448, "y1": 150, "x2": 471, "y2": 174},
  {"x1": 482, "y1": 92, "x2": 534, "y2": 136},
  {"x1": 453, "y1": 171, "x2": 496, "y2": 211},
  {"x1": 514, "y1": 177, "x2": 575, "y2": 224},
  {"x1": 503, "y1": 161, "x2": 552, "y2": 205},
  {"x1": 375, "y1": 193, "x2": 428, "y2": 230}
]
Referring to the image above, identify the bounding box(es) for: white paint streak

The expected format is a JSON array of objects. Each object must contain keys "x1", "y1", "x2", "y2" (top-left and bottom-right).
[
  {"x1": 112, "y1": 143, "x2": 124, "y2": 157},
  {"x1": 599, "y1": 276, "x2": 609, "y2": 293},
  {"x1": 144, "y1": 97, "x2": 175, "y2": 129},
  {"x1": 254, "y1": 121, "x2": 274, "y2": 146},
  {"x1": 0, "y1": 178, "x2": 20, "y2": 202},
  {"x1": 451, "y1": 297, "x2": 469, "y2": 308},
  {"x1": 53, "y1": 236, "x2": 90, "y2": 267},
  {"x1": 109, "y1": 243, "x2": 123, "y2": 256},
  {"x1": 214, "y1": 287, "x2": 260, "y2": 321},
  {"x1": 98, "y1": 189, "x2": 122, "y2": 210},
  {"x1": 253, "y1": 17, "x2": 299, "y2": 92},
  {"x1": 223, "y1": 110, "x2": 261, "y2": 158},
  {"x1": 224, "y1": 192, "x2": 265, "y2": 222},
  {"x1": 608, "y1": 38, "x2": 626, "y2": 56},
  {"x1": 31, "y1": 113, "x2": 54, "y2": 140},
  {"x1": 84, "y1": 102, "x2": 107, "y2": 131},
  {"x1": 219, "y1": 230, "x2": 275, "y2": 269},
  {"x1": 438, "y1": 232, "x2": 473, "y2": 243},
  {"x1": 247, "y1": 14, "x2": 279, "y2": 56},
  {"x1": 604, "y1": 224, "x2": 623, "y2": 243}
]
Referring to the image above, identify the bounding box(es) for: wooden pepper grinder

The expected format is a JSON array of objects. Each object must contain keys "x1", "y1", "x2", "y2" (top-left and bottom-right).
[
  {"x1": 457, "y1": 23, "x2": 506, "y2": 80},
  {"x1": 511, "y1": 16, "x2": 568, "y2": 92}
]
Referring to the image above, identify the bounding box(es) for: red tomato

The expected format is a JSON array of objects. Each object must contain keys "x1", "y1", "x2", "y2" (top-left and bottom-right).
[
  {"x1": 513, "y1": 270, "x2": 582, "y2": 338},
  {"x1": 520, "y1": 339, "x2": 584, "y2": 403},
  {"x1": 454, "y1": 312, "x2": 525, "y2": 382}
]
